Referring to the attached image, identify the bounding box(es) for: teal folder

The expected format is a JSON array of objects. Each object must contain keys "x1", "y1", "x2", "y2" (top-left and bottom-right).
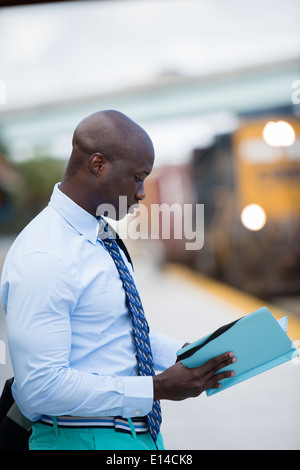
[{"x1": 176, "y1": 307, "x2": 298, "y2": 396}]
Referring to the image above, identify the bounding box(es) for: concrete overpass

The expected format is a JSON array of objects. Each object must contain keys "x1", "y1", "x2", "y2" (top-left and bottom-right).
[{"x1": 0, "y1": 58, "x2": 299, "y2": 164}]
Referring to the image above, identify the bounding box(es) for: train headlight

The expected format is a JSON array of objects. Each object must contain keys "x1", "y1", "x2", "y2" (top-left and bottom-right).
[
  {"x1": 262, "y1": 121, "x2": 295, "y2": 147},
  {"x1": 241, "y1": 204, "x2": 266, "y2": 231}
]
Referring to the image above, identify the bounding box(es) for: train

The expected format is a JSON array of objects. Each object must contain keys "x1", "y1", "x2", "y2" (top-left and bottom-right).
[{"x1": 141, "y1": 111, "x2": 300, "y2": 299}]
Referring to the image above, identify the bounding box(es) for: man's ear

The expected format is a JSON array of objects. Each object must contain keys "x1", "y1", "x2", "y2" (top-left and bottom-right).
[{"x1": 89, "y1": 152, "x2": 106, "y2": 176}]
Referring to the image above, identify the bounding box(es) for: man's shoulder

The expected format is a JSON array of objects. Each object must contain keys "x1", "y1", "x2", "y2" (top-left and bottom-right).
[{"x1": 4, "y1": 205, "x2": 70, "y2": 265}]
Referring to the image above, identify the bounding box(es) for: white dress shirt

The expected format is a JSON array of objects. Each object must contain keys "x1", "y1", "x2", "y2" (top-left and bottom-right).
[{"x1": 0, "y1": 183, "x2": 184, "y2": 421}]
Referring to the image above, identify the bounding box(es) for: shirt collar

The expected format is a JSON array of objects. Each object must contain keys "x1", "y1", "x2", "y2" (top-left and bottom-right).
[{"x1": 49, "y1": 183, "x2": 99, "y2": 245}]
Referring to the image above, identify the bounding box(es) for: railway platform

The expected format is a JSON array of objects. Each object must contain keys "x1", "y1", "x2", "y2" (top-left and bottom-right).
[{"x1": 135, "y1": 258, "x2": 300, "y2": 450}]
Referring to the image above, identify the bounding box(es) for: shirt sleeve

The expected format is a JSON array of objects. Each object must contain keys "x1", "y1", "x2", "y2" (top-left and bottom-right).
[
  {"x1": 150, "y1": 331, "x2": 186, "y2": 371},
  {"x1": 4, "y1": 252, "x2": 153, "y2": 421}
]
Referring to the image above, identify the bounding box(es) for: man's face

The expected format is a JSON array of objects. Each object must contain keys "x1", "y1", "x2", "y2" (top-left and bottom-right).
[{"x1": 97, "y1": 146, "x2": 154, "y2": 220}]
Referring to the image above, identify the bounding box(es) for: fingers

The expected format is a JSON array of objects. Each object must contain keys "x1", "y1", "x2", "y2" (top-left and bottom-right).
[
  {"x1": 207, "y1": 369, "x2": 236, "y2": 389},
  {"x1": 203, "y1": 351, "x2": 236, "y2": 375},
  {"x1": 203, "y1": 352, "x2": 237, "y2": 390},
  {"x1": 155, "y1": 351, "x2": 238, "y2": 401}
]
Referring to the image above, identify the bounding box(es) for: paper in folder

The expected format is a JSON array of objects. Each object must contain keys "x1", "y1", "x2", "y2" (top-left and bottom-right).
[{"x1": 176, "y1": 307, "x2": 298, "y2": 396}]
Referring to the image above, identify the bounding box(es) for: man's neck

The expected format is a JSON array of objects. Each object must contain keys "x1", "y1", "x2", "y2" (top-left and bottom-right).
[{"x1": 59, "y1": 178, "x2": 97, "y2": 218}]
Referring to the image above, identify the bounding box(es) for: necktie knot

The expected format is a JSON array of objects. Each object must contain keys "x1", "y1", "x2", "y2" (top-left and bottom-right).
[{"x1": 97, "y1": 216, "x2": 112, "y2": 240}]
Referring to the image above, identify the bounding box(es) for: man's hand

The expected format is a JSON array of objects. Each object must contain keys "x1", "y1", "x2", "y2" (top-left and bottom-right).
[{"x1": 153, "y1": 351, "x2": 237, "y2": 401}]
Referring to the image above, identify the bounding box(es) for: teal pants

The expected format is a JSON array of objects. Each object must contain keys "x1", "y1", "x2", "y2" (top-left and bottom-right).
[{"x1": 29, "y1": 419, "x2": 165, "y2": 450}]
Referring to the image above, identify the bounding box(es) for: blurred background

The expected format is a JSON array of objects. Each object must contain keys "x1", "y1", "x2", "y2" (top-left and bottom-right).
[{"x1": 0, "y1": 0, "x2": 300, "y2": 450}]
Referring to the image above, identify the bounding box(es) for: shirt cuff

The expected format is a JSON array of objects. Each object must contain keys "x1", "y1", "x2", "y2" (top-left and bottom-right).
[{"x1": 122, "y1": 375, "x2": 154, "y2": 418}]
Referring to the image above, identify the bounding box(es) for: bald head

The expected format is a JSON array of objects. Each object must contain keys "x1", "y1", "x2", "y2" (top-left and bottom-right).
[
  {"x1": 65, "y1": 110, "x2": 154, "y2": 177},
  {"x1": 60, "y1": 110, "x2": 155, "y2": 218}
]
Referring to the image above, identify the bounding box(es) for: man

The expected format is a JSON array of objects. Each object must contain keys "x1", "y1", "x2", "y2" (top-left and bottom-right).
[{"x1": 0, "y1": 110, "x2": 236, "y2": 450}]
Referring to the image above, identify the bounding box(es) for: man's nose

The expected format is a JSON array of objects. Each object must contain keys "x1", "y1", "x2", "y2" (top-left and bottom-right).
[{"x1": 135, "y1": 183, "x2": 146, "y2": 201}]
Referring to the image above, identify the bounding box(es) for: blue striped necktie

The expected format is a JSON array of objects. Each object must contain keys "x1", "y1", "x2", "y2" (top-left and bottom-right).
[{"x1": 98, "y1": 220, "x2": 162, "y2": 442}]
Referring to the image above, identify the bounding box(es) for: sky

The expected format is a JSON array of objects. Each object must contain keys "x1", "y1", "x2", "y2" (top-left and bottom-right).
[{"x1": 0, "y1": 0, "x2": 300, "y2": 112}]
